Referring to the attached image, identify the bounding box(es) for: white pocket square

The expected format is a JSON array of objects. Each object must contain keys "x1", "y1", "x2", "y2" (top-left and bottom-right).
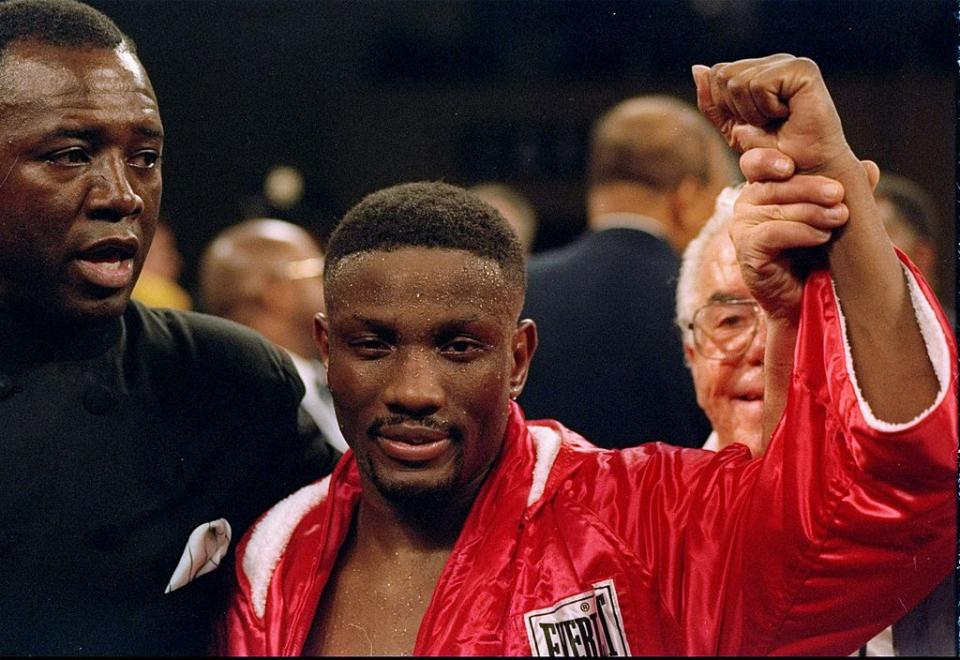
[{"x1": 164, "y1": 518, "x2": 232, "y2": 594}]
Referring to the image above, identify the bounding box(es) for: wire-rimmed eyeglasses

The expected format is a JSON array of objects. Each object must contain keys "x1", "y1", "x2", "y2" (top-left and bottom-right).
[{"x1": 687, "y1": 299, "x2": 764, "y2": 361}]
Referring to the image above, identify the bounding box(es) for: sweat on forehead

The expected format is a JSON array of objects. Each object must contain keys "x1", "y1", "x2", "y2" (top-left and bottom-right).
[
  {"x1": 324, "y1": 181, "x2": 527, "y2": 294},
  {"x1": 324, "y1": 247, "x2": 521, "y2": 315}
]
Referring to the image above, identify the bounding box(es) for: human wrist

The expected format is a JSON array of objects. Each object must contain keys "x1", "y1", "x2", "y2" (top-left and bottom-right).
[{"x1": 764, "y1": 316, "x2": 799, "y2": 370}]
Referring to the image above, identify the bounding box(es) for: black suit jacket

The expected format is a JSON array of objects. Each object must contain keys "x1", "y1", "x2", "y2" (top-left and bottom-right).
[
  {"x1": 0, "y1": 301, "x2": 334, "y2": 655},
  {"x1": 521, "y1": 227, "x2": 710, "y2": 449}
]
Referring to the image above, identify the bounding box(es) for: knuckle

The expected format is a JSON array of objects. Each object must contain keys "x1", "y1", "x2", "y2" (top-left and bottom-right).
[
  {"x1": 726, "y1": 73, "x2": 747, "y2": 95},
  {"x1": 796, "y1": 57, "x2": 820, "y2": 75},
  {"x1": 755, "y1": 180, "x2": 775, "y2": 200},
  {"x1": 734, "y1": 183, "x2": 755, "y2": 206}
]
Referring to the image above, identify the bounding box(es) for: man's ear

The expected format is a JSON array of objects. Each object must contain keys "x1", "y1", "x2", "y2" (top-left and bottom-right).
[
  {"x1": 313, "y1": 312, "x2": 330, "y2": 369},
  {"x1": 861, "y1": 159, "x2": 880, "y2": 192},
  {"x1": 508, "y1": 319, "x2": 538, "y2": 400},
  {"x1": 682, "y1": 339, "x2": 697, "y2": 368}
]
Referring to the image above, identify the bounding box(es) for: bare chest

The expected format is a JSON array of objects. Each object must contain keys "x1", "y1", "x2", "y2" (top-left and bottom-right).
[{"x1": 301, "y1": 549, "x2": 450, "y2": 656}]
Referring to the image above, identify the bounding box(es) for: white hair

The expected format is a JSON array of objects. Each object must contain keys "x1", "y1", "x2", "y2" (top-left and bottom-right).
[{"x1": 675, "y1": 185, "x2": 743, "y2": 348}]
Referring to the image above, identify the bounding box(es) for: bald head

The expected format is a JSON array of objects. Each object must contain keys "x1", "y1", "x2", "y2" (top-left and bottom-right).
[
  {"x1": 589, "y1": 95, "x2": 733, "y2": 189},
  {"x1": 586, "y1": 96, "x2": 738, "y2": 252},
  {"x1": 199, "y1": 218, "x2": 326, "y2": 358}
]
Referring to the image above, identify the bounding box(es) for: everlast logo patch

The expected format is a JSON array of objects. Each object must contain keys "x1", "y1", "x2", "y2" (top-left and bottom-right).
[{"x1": 524, "y1": 579, "x2": 630, "y2": 657}]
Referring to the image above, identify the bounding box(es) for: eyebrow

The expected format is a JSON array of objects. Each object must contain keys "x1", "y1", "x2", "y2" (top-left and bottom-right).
[
  {"x1": 49, "y1": 128, "x2": 101, "y2": 142},
  {"x1": 347, "y1": 313, "x2": 489, "y2": 335},
  {"x1": 134, "y1": 125, "x2": 165, "y2": 139},
  {"x1": 349, "y1": 314, "x2": 394, "y2": 334},
  {"x1": 706, "y1": 292, "x2": 752, "y2": 304},
  {"x1": 48, "y1": 124, "x2": 164, "y2": 141},
  {"x1": 439, "y1": 315, "x2": 482, "y2": 325}
]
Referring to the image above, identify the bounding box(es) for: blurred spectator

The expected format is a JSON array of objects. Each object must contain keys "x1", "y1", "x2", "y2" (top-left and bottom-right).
[
  {"x1": 469, "y1": 182, "x2": 539, "y2": 254},
  {"x1": 674, "y1": 187, "x2": 766, "y2": 457},
  {"x1": 130, "y1": 220, "x2": 193, "y2": 310},
  {"x1": 874, "y1": 171, "x2": 955, "y2": 326},
  {"x1": 199, "y1": 218, "x2": 348, "y2": 454},
  {"x1": 676, "y1": 185, "x2": 955, "y2": 656},
  {"x1": 520, "y1": 95, "x2": 738, "y2": 449}
]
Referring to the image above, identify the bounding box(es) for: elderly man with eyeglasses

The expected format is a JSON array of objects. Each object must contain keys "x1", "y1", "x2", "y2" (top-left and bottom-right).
[
  {"x1": 676, "y1": 181, "x2": 955, "y2": 654},
  {"x1": 676, "y1": 185, "x2": 769, "y2": 456},
  {"x1": 674, "y1": 182, "x2": 853, "y2": 458}
]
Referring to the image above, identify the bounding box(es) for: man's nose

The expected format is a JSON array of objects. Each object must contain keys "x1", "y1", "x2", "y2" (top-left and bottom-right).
[
  {"x1": 383, "y1": 349, "x2": 446, "y2": 416},
  {"x1": 85, "y1": 154, "x2": 144, "y2": 221}
]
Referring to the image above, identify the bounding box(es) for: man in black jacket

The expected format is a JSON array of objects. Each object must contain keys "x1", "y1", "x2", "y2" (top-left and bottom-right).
[
  {"x1": 0, "y1": 0, "x2": 335, "y2": 653},
  {"x1": 521, "y1": 96, "x2": 737, "y2": 448}
]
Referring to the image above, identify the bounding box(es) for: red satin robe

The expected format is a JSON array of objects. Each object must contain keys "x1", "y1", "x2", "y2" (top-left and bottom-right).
[{"x1": 222, "y1": 258, "x2": 957, "y2": 656}]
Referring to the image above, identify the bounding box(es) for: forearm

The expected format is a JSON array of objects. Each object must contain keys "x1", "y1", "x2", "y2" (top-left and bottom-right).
[
  {"x1": 761, "y1": 317, "x2": 797, "y2": 449},
  {"x1": 818, "y1": 152, "x2": 939, "y2": 422}
]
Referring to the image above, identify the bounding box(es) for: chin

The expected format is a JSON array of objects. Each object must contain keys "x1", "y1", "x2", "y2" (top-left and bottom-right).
[
  {"x1": 73, "y1": 296, "x2": 130, "y2": 322},
  {"x1": 33, "y1": 294, "x2": 128, "y2": 326},
  {"x1": 370, "y1": 467, "x2": 461, "y2": 512},
  {"x1": 361, "y1": 446, "x2": 458, "y2": 503}
]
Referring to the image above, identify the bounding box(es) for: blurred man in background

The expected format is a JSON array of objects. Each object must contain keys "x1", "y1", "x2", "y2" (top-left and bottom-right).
[
  {"x1": 676, "y1": 183, "x2": 954, "y2": 657},
  {"x1": 675, "y1": 187, "x2": 768, "y2": 457},
  {"x1": 521, "y1": 95, "x2": 738, "y2": 448},
  {"x1": 199, "y1": 218, "x2": 348, "y2": 455},
  {"x1": 874, "y1": 171, "x2": 954, "y2": 326}
]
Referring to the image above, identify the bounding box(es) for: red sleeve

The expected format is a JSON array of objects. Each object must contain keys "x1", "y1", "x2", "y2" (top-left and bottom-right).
[
  {"x1": 599, "y1": 255, "x2": 956, "y2": 655},
  {"x1": 731, "y1": 257, "x2": 957, "y2": 655}
]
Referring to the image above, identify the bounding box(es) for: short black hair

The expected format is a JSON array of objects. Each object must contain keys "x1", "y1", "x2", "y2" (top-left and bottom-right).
[
  {"x1": 326, "y1": 181, "x2": 526, "y2": 294},
  {"x1": 0, "y1": 0, "x2": 134, "y2": 59}
]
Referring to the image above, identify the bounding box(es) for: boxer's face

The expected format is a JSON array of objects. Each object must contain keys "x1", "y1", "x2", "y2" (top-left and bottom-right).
[{"x1": 317, "y1": 246, "x2": 535, "y2": 512}]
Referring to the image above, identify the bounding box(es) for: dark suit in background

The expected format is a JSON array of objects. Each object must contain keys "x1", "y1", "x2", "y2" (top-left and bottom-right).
[
  {"x1": 519, "y1": 95, "x2": 737, "y2": 449},
  {"x1": 522, "y1": 226, "x2": 710, "y2": 449}
]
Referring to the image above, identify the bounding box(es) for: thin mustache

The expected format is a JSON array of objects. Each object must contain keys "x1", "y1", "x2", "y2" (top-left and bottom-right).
[{"x1": 369, "y1": 416, "x2": 463, "y2": 442}]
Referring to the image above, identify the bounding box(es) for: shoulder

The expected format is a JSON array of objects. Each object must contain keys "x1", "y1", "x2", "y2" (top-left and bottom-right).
[
  {"x1": 544, "y1": 425, "x2": 738, "y2": 504},
  {"x1": 238, "y1": 477, "x2": 333, "y2": 619},
  {"x1": 123, "y1": 301, "x2": 302, "y2": 396},
  {"x1": 529, "y1": 230, "x2": 675, "y2": 280},
  {"x1": 527, "y1": 232, "x2": 594, "y2": 275}
]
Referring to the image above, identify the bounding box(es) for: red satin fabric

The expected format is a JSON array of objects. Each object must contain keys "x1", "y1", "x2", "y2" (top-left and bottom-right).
[{"x1": 222, "y1": 257, "x2": 957, "y2": 656}]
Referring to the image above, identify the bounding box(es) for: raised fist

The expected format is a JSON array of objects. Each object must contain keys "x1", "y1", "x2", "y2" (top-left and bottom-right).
[{"x1": 692, "y1": 54, "x2": 853, "y2": 176}]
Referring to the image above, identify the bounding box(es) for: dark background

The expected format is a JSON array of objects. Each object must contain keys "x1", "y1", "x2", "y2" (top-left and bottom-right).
[{"x1": 86, "y1": 0, "x2": 956, "y2": 305}]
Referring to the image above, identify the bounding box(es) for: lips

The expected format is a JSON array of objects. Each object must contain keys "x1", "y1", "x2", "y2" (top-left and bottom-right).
[
  {"x1": 375, "y1": 423, "x2": 453, "y2": 464},
  {"x1": 72, "y1": 237, "x2": 139, "y2": 290}
]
